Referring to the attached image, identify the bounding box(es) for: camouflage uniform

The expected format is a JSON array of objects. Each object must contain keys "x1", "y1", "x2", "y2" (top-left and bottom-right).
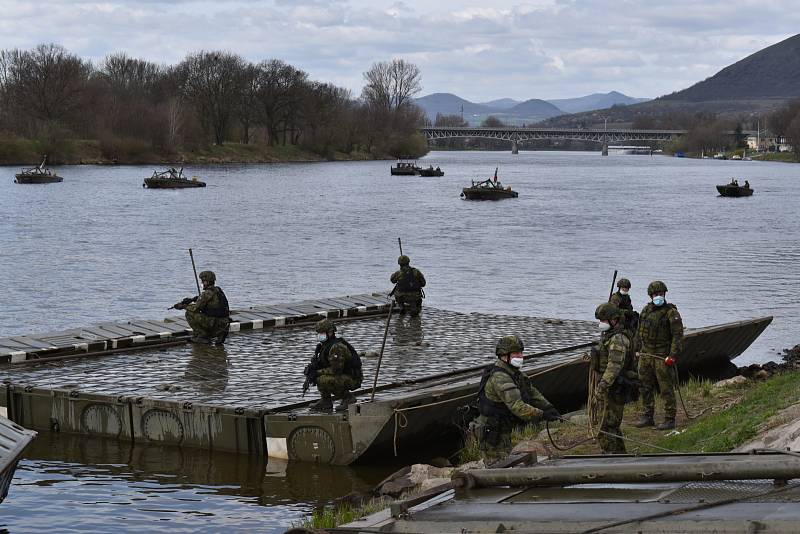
[
  {"x1": 475, "y1": 359, "x2": 555, "y2": 452},
  {"x1": 390, "y1": 256, "x2": 426, "y2": 317},
  {"x1": 636, "y1": 286, "x2": 684, "y2": 426},
  {"x1": 610, "y1": 278, "x2": 638, "y2": 332},
  {"x1": 315, "y1": 338, "x2": 362, "y2": 398},
  {"x1": 593, "y1": 303, "x2": 635, "y2": 454},
  {"x1": 175, "y1": 271, "x2": 230, "y2": 343}
]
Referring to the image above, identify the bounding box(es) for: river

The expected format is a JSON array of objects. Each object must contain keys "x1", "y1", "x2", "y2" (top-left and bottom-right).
[{"x1": 1, "y1": 150, "x2": 798, "y2": 531}]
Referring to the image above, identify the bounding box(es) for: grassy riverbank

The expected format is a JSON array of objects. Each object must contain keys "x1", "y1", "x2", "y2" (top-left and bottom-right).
[
  {"x1": 0, "y1": 136, "x2": 390, "y2": 166},
  {"x1": 296, "y1": 370, "x2": 800, "y2": 530}
]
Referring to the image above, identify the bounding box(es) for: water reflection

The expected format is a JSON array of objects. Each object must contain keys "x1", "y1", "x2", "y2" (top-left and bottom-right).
[
  {"x1": 4, "y1": 433, "x2": 392, "y2": 533},
  {"x1": 183, "y1": 344, "x2": 230, "y2": 395}
]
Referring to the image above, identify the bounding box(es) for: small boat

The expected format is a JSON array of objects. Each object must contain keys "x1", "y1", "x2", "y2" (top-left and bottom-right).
[
  {"x1": 461, "y1": 168, "x2": 518, "y2": 200},
  {"x1": 390, "y1": 160, "x2": 421, "y2": 176},
  {"x1": 143, "y1": 167, "x2": 205, "y2": 189},
  {"x1": 14, "y1": 156, "x2": 62, "y2": 184},
  {"x1": 418, "y1": 165, "x2": 444, "y2": 177},
  {"x1": 717, "y1": 180, "x2": 753, "y2": 197}
]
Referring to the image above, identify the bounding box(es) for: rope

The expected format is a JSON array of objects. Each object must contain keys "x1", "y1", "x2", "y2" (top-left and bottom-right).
[
  {"x1": 550, "y1": 416, "x2": 679, "y2": 454},
  {"x1": 392, "y1": 392, "x2": 477, "y2": 456}
]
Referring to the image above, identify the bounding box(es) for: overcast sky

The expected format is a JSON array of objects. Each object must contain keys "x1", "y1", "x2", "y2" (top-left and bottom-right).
[{"x1": 1, "y1": 0, "x2": 797, "y2": 102}]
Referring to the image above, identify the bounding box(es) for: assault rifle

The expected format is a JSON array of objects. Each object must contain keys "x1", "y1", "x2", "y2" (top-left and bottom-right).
[
  {"x1": 169, "y1": 295, "x2": 197, "y2": 310},
  {"x1": 302, "y1": 351, "x2": 322, "y2": 397}
]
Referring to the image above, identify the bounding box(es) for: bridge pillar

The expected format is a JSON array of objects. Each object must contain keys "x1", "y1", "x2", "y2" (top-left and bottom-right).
[
  {"x1": 601, "y1": 143, "x2": 608, "y2": 156},
  {"x1": 511, "y1": 140, "x2": 519, "y2": 154}
]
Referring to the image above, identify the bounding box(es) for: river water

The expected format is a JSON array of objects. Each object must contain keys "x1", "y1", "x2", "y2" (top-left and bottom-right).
[{"x1": 2, "y1": 150, "x2": 799, "y2": 531}]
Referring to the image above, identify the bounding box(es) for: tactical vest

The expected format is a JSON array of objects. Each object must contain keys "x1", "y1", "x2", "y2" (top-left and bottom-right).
[
  {"x1": 204, "y1": 287, "x2": 230, "y2": 318},
  {"x1": 477, "y1": 364, "x2": 532, "y2": 425},
  {"x1": 598, "y1": 328, "x2": 635, "y2": 376},
  {"x1": 611, "y1": 292, "x2": 633, "y2": 312},
  {"x1": 638, "y1": 303, "x2": 677, "y2": 354},
  {"x1": 396, "y1": 267, "x2": 421, "y2": 293},
  {"x1": 317, "y1": 337, "x2": 363, "y2": 384}
]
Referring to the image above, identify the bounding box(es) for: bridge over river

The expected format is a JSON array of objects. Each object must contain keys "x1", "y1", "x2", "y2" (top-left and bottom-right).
[{"x1": 421, "y1": 126, "x2": 686, "y2": 154}]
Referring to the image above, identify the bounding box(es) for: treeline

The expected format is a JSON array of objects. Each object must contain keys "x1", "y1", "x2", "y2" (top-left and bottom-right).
[{"x1": 0, "y1": 44, "x2": 428, "y2": 163}]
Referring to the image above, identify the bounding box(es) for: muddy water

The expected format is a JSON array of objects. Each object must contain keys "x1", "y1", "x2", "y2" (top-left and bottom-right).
[{"x1": 2, "y1": 151, "x2": 799, "y2": 531}]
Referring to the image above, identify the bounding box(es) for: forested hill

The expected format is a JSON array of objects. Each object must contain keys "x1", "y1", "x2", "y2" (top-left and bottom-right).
[{"x1": 661, "y1": 33, "x2": 800, "y2": 102}]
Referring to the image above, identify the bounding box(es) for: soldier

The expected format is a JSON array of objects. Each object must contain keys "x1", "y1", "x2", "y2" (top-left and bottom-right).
[
  {"x1": 304, "y1": 319, "x2": 363, "y2": 412},
  {"x1": 474, "y1": 335, "x2": 560, "y2": 452},
  {"x1": 173, "y1": 270, "x2": 230, "y2": 344},
  {"x1": 390, "y1": 255, "x2": 426, "y2": 317},
  {"x1": 634, "y1": 280, "x2": 684, "y2": 430},
  {"x1": 609, "y1": 278, "x2": 638, "y2": 332},
  {"x1": 592, "y1": 303, "x2": 637, "y2": 454}
]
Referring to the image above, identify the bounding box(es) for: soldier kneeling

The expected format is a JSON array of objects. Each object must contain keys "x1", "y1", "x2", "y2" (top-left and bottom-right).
[
  {"x1": 173, "y1": 270, "x2": 231, "y2": 345},
  {"x1": 472, "y1": 335, "x2": 560, "y2": 454},
  {"x1": 304, "y1": 319, "x2": 363, "y2": 412}
]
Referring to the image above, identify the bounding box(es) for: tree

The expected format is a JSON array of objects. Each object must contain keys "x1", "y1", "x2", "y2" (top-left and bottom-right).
[
  {"x1": 434, "y1": 113, "x2": 467, "y2": 127},
  {"x1": 481, "y1": 116, "x2": 505, "y2": 127},
  {"x1": 361, "y1": 59, "x2": 421, "y2": 113},
  {"x1": 7, "y1": 44, "x2": 91, "y2": 124},
  {"x1": 179, "y1": 51, "x2": 246, "y2": 145},
  {"x1": 254, "y1": 59, "x2": 308, "y2": 145}
]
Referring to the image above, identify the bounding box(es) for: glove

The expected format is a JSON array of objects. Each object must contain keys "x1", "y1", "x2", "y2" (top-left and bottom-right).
[
  {"x1": 542, "y1": 407, "x2": 561, "y2": 422},
  {"x1": 664, "y1": 356, "x2": 676, "y2": 367}
]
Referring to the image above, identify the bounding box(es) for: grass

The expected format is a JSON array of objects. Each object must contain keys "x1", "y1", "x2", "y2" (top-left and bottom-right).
[{"x1": 542, "y1": 371, "x2": 800, "y2": 455}]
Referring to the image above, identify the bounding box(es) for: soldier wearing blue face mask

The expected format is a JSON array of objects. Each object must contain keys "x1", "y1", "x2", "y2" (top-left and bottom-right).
[
  {"x1": 303, "y1": 319, "x2": 363, "y2": 412},
  {"x1": 634, "y1": 281, "x2": 684, "y2": 430}
]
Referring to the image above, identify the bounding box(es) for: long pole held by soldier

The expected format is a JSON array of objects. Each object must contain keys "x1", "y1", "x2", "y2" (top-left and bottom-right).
[
  {"x1": 608, "y1": 269, "x2": 618, "y2": 302},
  {"x1": 189, "y1": 248, "x2": 201, "y2": 296},
  {"x1": 370, "y1": 298, "x2": 395, "y2": 402},
  {"x1": 398, "y1": 237, "x2": 403, "y2": 256}
]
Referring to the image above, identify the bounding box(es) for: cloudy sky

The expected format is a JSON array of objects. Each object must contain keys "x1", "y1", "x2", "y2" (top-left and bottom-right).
[{"x1": 1, "y1": 0, "x2": 798, "y2": 102}]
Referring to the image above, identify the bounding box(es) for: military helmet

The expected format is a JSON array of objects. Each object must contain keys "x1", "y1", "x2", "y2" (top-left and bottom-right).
[
  {"x1": 315, "y1": 318, "x2": 336, "y2": 333},
  {"x1": 398, "y1": 255, "x2": 410, "y2": 266},
  {"x1": 616, "y1": 278, "x2": 631, "y2": 289},
  {"x1": 647, "y1": 280, "x2": 668, "y2": 295},
  {"x1": 595, "y1": 302, "x2": 623, "y2": 321},
  {"x1": 495, "y1": 335, "x2": 524, "y2": 356},
  {"x1": 198, "y1": 270, "x2": 216, "y2": 283}
]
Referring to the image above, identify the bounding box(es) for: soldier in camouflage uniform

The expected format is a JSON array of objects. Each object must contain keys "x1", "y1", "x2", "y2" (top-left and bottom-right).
[
  {"x1": 610, "y1": 278, "x2": 638, "y2": 332},
  {"x1": 634, "y1": 280, "x2": 684, "y2": 430},
  {"x1": 390, "y1": 255, "x2": 426, "y2": 317},
  {"x1": 173, "y1": 270, "x2": 230, "y2": 344},
  {"x1": 473, "y1": 335, "x2": 560, "y2": 452},
  {"x1": 593, "y1": 303, "x2": 637, "y2": 454},
  {"x1": 305, "y1": 319, "x2": 363, "y2": 412}
]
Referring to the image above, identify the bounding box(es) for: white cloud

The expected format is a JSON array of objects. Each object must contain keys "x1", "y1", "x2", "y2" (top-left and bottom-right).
[{"x1": 0, "y1": 0, "x2": 797, "y2": 101}]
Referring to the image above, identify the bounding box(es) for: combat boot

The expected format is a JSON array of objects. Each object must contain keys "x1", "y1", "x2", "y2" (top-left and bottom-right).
[
  {"x1": 656, "y1": 418, "x2": 675, "y2": 431},
  {"x1": 309, "y1": 395, "x2": 333, "y2": 412},
  {"x1": 335, "y1": 393, "x2": 357, "y2": 412},
  {"x1": 632, "y1": 414, "x2": 655, "y2": 428}
]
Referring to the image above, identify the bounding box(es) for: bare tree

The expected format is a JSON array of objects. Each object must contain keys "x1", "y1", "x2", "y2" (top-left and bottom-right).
[
  {"x1": 8, "y1": 44, "x2": 91, "y2": 123},
  {"x1": 254, "y1": 59, "x2": 308, "y2": 145},
  {"x1": 179, "y1": 51, "x2": 246, "y2": 145},
  {"x1": 361, "y1": 59, "x2": 422, "y2": 112}
]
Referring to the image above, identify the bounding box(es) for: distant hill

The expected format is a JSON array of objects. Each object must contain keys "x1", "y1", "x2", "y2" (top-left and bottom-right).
[
  {"x1": 479, "y1": 98, "x2": 521, "y2": 110},
  {"x1": 414, "y1": 93, "x2": 495, "y2": 122},
  {"x1": 661, "y1": 33, "x2": 800, "y2": 102},
  {"x1": 547, "y1": 91, "x2": 649, "y2": 113},
  {"x1": 505, "y1": 99, "x2": 563, "y2": 120}
]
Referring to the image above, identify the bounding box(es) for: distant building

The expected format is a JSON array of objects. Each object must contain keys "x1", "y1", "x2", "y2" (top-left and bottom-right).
[{"x1": 744, "y1": 130, "x2": 792, "y2": 152}]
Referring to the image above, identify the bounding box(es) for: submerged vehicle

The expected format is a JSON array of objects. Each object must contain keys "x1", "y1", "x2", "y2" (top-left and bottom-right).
[
  {"x1": 717, "y1": 179, "x2": 753, "y2": 197},
  {"x1": 461, "y1": 168, "x2": 518, "y2": 200},
  {"x1": 418, "y1": 165, "x2": 444, "y2": 177},
  {"x1": 143, "y1": 167, "x2": 205, "y2": 189},
  {"x1": 390, "y1": 160, "x2": 421, "y2": 176},
  {"x1": 14, "y1": 156, "x2": 62, "y2": 184}
]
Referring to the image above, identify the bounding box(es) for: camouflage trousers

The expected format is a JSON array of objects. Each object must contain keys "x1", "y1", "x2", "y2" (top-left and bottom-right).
[
  {"x1": 396, "y1": 292, "x2": 422, "y2": 317},
  {"x1": 597, "y1": 395, "x2": 626, "y2": 454},
  {"x1": 317, "y1": 373, "x2": 359, "y2": 398},
  {"x1": 638, "y1": 354, "x2": 676, "y2": 420},
  {"x1": 186, "y1": 310, "x2": 230, "y2": 341}
]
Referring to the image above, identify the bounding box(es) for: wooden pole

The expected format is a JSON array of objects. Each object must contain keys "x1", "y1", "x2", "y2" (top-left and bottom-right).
[{"x1": 370, "y1": 300, "x2": 395, "y2": 402}]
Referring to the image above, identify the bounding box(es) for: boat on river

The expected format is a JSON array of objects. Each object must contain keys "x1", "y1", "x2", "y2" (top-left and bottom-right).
[
  {"x1": 461, "y1": 168, "x2": 518, "y2": 200},
  {"x1": 390, "y1": 160, "x2": 421, "y2": 176},
  {"x1": 418, "y1": 165, "x2": 444, "y2": 177},
  {"x1": 143, "y1": 167, "x2": 205, "y2": 189},
  {"x1": 14, "y1": 156, "x2": 62, "y2": 184},
  {"x1": 717, "y1": 180, "x2": 753, "y2": 197}
]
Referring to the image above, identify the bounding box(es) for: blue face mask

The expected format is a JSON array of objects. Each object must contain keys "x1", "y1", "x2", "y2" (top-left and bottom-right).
[
  {"x1": 317, "y1": 333, "x2": 328, "y2": 343},
  {"x1": 652, "y1": 296, "x2": 665, "y2": 306}
]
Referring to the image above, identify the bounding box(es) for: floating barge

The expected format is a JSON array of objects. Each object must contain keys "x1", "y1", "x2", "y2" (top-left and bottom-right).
[
  {"x1": 0, "y1": 415, "x2": 36, "y2": 504},
  {"x1": 0, "y1": 294, "x2": 771, "y2": 465},
  {"x1": 348, "y1": 451, "x2": 800, "y2": 532}
]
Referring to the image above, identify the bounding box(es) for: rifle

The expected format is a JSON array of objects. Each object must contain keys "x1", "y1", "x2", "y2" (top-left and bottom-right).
[
  {"x1": 169, "y1": 295, "x2": 197, "y2": 310},
  {"x1": 608, "y1": 269, "x2": 618, "y2": 302},
  {"x1": 302, "y1": 351, "x2": 322, "y2": 397}
]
